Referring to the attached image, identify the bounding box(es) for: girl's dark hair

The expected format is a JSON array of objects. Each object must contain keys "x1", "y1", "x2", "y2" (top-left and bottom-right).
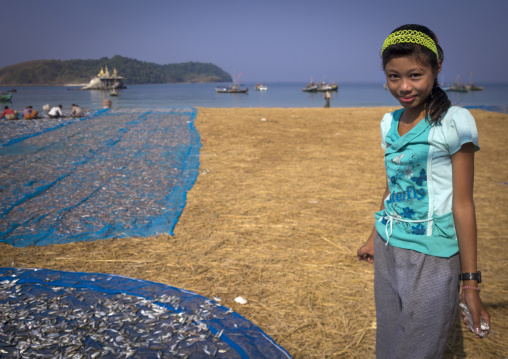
[{"x1": 382, "y1": 24, "x2": 451, "y2": 123}]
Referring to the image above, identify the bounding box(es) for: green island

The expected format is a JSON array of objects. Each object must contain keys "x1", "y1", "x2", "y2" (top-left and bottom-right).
[{"x1": 0, "y1": 55, "x2": 232, "y2": 86}]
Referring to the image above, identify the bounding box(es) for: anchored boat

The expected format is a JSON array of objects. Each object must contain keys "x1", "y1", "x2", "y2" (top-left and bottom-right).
[
  {"x1": 216, "y1": 71, "x2": 248, "y2": 93},
  {"x1": 302, "y1": 82, "x2": 318, "y2": 92},
  {"x1": 0, "y1": 93, "x2": 12, "y2": 102},
  {"x1": 316, "y1": 82, "x2": 338, "y2": 92},
  {"x1": 216, "y1": 85, "x2": 248, "y2": 93},
  {"x1": 255, "y1": 83, "x2": 268, "y2": 91}
]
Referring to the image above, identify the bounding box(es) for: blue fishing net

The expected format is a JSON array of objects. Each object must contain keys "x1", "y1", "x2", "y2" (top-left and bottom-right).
[
  {"x1": 0, "y1": 108, "x2": 201, "y2": 247},
  {"x1": 0, "y1": 267, "x2": 292, "y2": 358},
  {"x1": 464, "y1": 105, "x2": 508, "y2": 114}
]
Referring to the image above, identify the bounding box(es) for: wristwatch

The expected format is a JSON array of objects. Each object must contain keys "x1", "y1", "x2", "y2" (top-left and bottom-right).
[{"x1": 459, "y1": 271, "x2": 481, "y2": 283}]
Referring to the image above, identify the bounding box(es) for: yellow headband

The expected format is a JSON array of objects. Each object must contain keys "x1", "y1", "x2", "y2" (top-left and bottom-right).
[{"x1": 382, "y1": 29, "x2": 439, "y2": 59}]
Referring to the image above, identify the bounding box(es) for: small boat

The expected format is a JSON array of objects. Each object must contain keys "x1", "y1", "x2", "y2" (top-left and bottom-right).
[
  {"x1": 109, "y1": 89, "x2": 119, "y2": 96},
  {"x1": 216, "y1": 71, "x2": 248, "y2": 93},
  {"x1": 445, "y1": 84, "x2": 469, "y2": 93},
  {"x1": 0, "y1": 93, "x2": 12, "y2": 102},
  {"x1": 316, "y1": 82, "x2": 339, "y2": 92},
  {"x1": 255, "y1": 83, "x2": 268, "y2": 91},
  {"x1": 216, "y1": 84, "x2": 249, "y2": 93},
  {"x1": 302, "y1": 82, "x2": 318, "y2": 92},
  {"x1": 469, "y1": 83, "x2": 484, "y2": 91},
  {"x1": 445, "y1": 75, "x2": 470, "y2": 93},
  {"x1": 467, "y1": 72, "x2": 483, "y2": 91},
  {"x1": 317, "y1": 85, "x2": 332, "y2": 92}
]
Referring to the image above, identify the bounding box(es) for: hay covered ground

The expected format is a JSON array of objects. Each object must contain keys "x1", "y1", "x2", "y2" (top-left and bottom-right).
[{"x1": 1, "y1": 107, "x2": 507, "y2": 358}]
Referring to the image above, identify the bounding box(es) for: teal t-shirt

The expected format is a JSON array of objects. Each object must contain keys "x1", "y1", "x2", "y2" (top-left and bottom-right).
[{"x1": 374, "y1": 106, "x2": 480, "y2": 258}]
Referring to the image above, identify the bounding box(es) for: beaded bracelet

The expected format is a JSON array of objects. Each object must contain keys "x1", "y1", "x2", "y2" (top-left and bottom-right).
[{"x1": 461, "y1": 286, "x2": 481, "y2": 292}]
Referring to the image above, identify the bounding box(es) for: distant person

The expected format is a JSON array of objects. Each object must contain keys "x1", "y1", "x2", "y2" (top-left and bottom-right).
[
  {"x1": 48, "y1": 105, "x2": 64, "y2": 119},
  {"x1": 71, "y1": 104, "x2": 84, "y2": 117},
  {"x1": 22, "y1": 105, "x2": 39, "y2": 119},
  {"x1": 324, "y1": 90, "x2": 331, "y2": 108},
  {"x1": 0, "y1": 106, "x2": 17, "y2": 120}
]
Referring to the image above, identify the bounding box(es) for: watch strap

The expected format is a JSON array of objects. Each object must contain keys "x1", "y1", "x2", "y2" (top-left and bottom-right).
[{"x1": 459, "y1": 271, "x2": 481, "y2": 283}]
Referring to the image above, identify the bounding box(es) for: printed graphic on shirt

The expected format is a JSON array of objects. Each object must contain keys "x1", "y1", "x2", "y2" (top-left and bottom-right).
[{"x1": 384, "y1": 150, "x2": 428, "y2": 236}]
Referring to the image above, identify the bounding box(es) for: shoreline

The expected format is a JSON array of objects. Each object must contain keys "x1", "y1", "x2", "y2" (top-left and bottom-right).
[
  {"x1": 3, "y1": 83, "x2": 508, "y2": 113},
  {"x1": 1, "y1": 107, "x2": 507, "y2": 357}
]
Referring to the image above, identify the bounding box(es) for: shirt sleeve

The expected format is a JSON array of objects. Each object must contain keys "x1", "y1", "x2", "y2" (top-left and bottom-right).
[
  {"x1": 443, "y1": 107, "x2": 480, "y2": 155},
  {"x1": 380, "y1": 112, "x2": 393, "y2": 150}
]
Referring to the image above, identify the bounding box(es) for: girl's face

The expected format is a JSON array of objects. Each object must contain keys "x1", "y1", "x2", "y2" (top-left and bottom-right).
[{"x1": 384, "y1": 56, "x2": 440, "y2": 113}]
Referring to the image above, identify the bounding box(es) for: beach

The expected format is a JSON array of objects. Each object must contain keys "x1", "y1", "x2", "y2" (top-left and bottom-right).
[{"x1": 1, "y1": 107, "x2": 507, "y2": 358}]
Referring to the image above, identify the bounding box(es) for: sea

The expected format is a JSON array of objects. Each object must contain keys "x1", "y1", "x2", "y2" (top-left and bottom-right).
[{"x1": 1, "y1": 82, "x2": 507, "y2": 113}]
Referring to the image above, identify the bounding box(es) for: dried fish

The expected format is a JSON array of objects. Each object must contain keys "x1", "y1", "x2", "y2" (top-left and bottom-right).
[
  {"x1": 0, "y1": 272, "x2": 240, "y2": 358},
  {"x1": 0, "y1": 109, "x2": 200, "y2": 247},
  {"x1": 458, "y1": 302, "x2": 492, "y2": 337}
]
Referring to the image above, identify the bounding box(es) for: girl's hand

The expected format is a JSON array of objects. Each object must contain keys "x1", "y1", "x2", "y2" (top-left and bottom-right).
[
  {"x1": 357, "y1": 236, "x2": 375, "y2": 263},
  {"x1": 460, "y1": 289, "x2": 491, "y2": 337}
]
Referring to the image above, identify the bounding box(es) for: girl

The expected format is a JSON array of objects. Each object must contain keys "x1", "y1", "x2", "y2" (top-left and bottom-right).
[{"x1": 357, "y1": 24, "x2": 490, "y2": 358}]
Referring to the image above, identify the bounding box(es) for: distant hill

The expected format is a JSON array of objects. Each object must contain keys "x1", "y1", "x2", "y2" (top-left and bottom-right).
[{"x1": 0, "y1": 55, "x2": 232, "y2": 85}]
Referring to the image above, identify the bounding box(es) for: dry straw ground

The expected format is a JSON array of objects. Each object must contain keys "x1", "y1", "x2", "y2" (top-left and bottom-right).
[{"x1": 1, "y1": 107, "x2": 507, "y2": 358}]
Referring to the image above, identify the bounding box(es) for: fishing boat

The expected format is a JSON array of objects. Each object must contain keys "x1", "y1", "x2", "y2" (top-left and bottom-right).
[
  {"x1": 467, "y1": 72, "x2": 483, "y2": 91},
  {"x1": 445, "y1": 75, "x2": 470, "y2": 93},
  {"x1": 216, "y1": 71, "x2": 248, "y2": 93},
  {"x1": 0, "y1": 93, "x2": 12, "y2": 102},
  {"x1": 255, "y1": 83, "x2": 268, "y2": 91},
  {"x1": 302, "y1": 82, "x2": 318, "y2": 92},
  {"x1": 316, "y1": 82, "x2": 339, "y2": 92},
  {"x1": 468, "y1": 83, "x2": 484, "y2": 91},
  {"x1": 445, "y1": 83, "x2": 469, "y2": 93},
  {"x1": 216, "y1": 84, "x2": 249, "y2": 93}
]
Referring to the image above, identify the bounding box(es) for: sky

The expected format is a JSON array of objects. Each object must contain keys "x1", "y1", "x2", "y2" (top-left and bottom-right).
[{"x1": 2, "y1": 0, "x2": 508, "y2": 84}]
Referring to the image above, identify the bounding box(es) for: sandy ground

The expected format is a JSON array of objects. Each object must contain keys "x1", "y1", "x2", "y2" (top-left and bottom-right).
[{"x1": 1, "y1": 107, "x2": 507, "y2": 358}]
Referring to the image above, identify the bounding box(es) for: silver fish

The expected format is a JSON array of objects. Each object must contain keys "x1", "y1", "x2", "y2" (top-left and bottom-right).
[{"x1": 459, "y1": 302, "x2": 492, "y2": 337}]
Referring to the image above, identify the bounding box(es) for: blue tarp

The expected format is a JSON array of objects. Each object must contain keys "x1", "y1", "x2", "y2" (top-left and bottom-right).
[
  {"x1": 0, "y1": 108, "x2": 201, "y2": 247},
  {"x1": 0, "y1": 267, "x2": 292, "y2": 358},
  {"x1": 464, "y1": 105, "x2": 508, "y2": 114}
]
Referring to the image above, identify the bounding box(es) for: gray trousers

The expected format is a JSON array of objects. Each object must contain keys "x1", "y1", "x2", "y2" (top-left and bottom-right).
[{"x1": 374, "y1": 232, "x2": 460, "y2": 359}]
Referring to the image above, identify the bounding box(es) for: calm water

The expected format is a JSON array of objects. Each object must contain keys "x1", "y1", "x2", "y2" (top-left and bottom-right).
[{"x1": 1, "y1": 82, "x2": 507, "y2": 112}]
